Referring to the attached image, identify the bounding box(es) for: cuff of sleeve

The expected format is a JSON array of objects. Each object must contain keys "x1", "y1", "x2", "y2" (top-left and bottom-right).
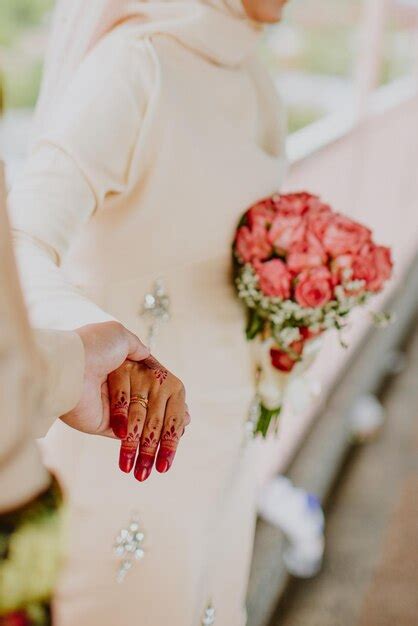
[{"x1": 33, "y1": 330, "x2": 85, "y2": 438}]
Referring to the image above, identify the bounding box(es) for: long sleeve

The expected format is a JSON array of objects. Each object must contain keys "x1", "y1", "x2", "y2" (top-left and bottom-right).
[
  {"x1": 33, "y1": 329, "x2": 85, "y2": 438},
  {"x1": 0, "y1": 164, "x2": 84, "y2": 510},
  {"x1": 0, "y1": 328, "x2": 85, "y2": 510},
  {"x1": 8, "y1": 30, "x2": 154, "y2": 330}
]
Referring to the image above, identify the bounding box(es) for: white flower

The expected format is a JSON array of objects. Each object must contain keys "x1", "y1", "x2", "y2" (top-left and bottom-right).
[{"x1": 278, "y1": 327, "x2": 301, "y2": 347}]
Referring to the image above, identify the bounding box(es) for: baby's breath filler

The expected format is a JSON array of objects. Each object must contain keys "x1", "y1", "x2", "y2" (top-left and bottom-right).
[{"x1": 236, "y1": 264, "x2": 371, "y2": 350}]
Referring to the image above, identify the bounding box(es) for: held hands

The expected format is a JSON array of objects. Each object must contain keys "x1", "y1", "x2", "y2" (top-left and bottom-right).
[
  {"x1": 62, "y1": 321, "x2": 190, "y2": 482},
  {"x1": 62, "y1": 322, "x2": 150, "y2": 436},
  {"x1": 108, "y1": 357, "x2": 190, "y2": 482}
]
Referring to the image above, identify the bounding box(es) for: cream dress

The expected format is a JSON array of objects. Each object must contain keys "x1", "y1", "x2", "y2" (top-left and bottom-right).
[{"x1": 9, "y1": 8, "x2": 286, "y2": 625}]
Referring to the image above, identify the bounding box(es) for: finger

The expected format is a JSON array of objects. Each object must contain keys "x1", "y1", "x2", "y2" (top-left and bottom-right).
[
  {"x1": 119, "y1": 391, "x2": 148, "y2": 473},
  {"x1": 180, "y1": 405, "x2": 191, "y2": 437},
  {"x1": 155, "y1": 392, "x2": 187, "y2": 474},
  {"x1": 125, "y1": 330, "x2": 150, "y2": 362},
  {"x1": 185, "y1": 404, "x2": 191, "y2": 426},
  {"x1": 108, "y1": 367, "x2": 130, "y2": 439},
  {"x1": 98, "y1": 380, "x2": 116, "y2": 438},
  {"x1": 134, "y1": 394, "x2": 167, "y2": 482}
]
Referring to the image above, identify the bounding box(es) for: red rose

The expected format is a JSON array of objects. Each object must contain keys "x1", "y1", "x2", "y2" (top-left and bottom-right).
[
  {"x1": 235, "y1": 224, "x2": 272, "y2": 263},
  {"x1": 246, "y1": 200, "x2": 276, "y2": 229},
  {"x1": 255, "y1": 259, "x2": 291, "y2": 298},
  {"x1": 268, "y1": 213, "x2": 306, "y2": 253},
  {"x1": 270, "y1": 340, "x2": 304, "y2": 372},
  {"x1": 1, "y1": 612, "x2": 31, "y2": 626},
  {"x1": 322, "y1": 214, "x2": 372, "y2": 257},
  {"x1": 287, "y1": 231, "x2": 327, "y2": 274},
  {"x1": 299, "y1": 326, "x2": 322, "y2": 341},
  {"x1": 295, "y1": 267, "x2": 333, "y2": 308},
  {"x1": 352, "y1": 244, "x2": 393, "y2": 292}
]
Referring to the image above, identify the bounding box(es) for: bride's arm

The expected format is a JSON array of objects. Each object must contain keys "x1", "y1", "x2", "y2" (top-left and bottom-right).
[
  {"x1": 8, "y1": 32, "x2": 155, "y2": 329},
  {"x1": 10, "y1": 147, "x2": 113, "y2": 328}
]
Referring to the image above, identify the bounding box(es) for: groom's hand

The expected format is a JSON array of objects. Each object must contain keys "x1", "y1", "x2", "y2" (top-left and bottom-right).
[{"x1": 61, "y1": 322, "x2": 149, "y2": 436}]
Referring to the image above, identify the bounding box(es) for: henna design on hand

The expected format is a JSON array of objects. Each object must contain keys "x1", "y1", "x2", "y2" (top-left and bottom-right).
[
  {"x1": 156, "y1": 417, "x2": 182, "y2": 474},
  {"x1": 134, "y1": 428, "x2": 160, "y2": 482},
  {"x1": 143, "y1": 356, "x2": 168, "y2": 385},
  {"x1": 126, "y1": 422, "x2": 141, "y2": 448},
  {"x1": 161, "y1": 423, "x2": 180, "y2": 450},
  {"x1": 113, "y1": 397, "x2": 129, "y2": 415},
  {"x1": 141, "y1": 429, "x2": 160, "y2": 454},
  {"x1": 119, "y1": 419, "x2": 141, "y2": 473},
  {"x1": 111, "y1": 392, "x2": 129, "y2": 439}
]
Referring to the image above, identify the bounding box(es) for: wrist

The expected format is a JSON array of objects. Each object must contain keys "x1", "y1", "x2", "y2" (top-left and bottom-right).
[{"x1": 34, "y1": 330, "x2": 85, "y2": 425}]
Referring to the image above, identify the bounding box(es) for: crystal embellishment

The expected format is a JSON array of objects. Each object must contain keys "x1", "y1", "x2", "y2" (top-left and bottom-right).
[
  {"x1": 114, "y1": 513, "x2": 145, "y2": 583},
  {"x1": 140, "y1": 278, "x2": 171, "y2": 349},
  {"x1": 201, "y1": 603, "x2": 216, "y2": 626}
]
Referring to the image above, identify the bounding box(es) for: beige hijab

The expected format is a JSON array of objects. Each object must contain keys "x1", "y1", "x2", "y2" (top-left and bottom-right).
[{"x1": 35, "y1": 0, "x2": 262, "y2": 134}]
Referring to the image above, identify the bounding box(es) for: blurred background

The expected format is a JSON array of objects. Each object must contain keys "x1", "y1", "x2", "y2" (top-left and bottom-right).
[
  {"x1": 1, "y1": 1, "x2": 417, "y2": 625},
  {"x1": 1, "y1": 0, "x2": 417, "y2": 125}
]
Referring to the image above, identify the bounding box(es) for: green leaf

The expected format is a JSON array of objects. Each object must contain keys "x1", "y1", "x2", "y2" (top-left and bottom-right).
[
  {"x1": 245, "y1": 309, "x2": 264, "y2": 340},
  {"x1": 232, "y1": 253, "x2": 242, "y2": 282},
  {"x1": 236, "y1": 213, "x2": 249, "y2": 229}
]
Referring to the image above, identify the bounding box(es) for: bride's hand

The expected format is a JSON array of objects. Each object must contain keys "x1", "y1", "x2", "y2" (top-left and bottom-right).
[{"x1": 108, "y1": 356, "x2": 190, "y2": 481}]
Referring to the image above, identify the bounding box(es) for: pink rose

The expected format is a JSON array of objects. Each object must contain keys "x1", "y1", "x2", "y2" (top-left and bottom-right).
[
  {"x1": 255, "y1": 259, "x2": 291, "y2": 298},
  {"x1": 268, "y1": 213, "x2": 306, "y2": 253},
  {"x1": 306, "y1": 196, "x2": 332, "y2": 215},
  {"x1": 373, "y1": 245, "x2": 393, "y2": 287},
  {"x1": 331, "y1": 253, "x2": 355, "y2": 286},
  {"x1": 352, "y1": 244, "x2": 393, "y2": 292},
  {"x1": 235, "y1": 224, "x2": 272, "y2": 263},
  {"x1": 246, "y1": 199, "x2": 276, "y2": 228},
  {"x1": 322, "y1": 214, "x2": 372, "y2": 257},
  {"x1": 273, "y1": 192, "x2": 318, "y2": 216},
  {"x1": 295, "y1": 267, "x2": 333, "y2": 308},
  {"x1": 287, "y1": 231, "x2": 327, "y2": 274},
  {"x1": 306, "y1": 204, "x2": 334, "y2": 240}
]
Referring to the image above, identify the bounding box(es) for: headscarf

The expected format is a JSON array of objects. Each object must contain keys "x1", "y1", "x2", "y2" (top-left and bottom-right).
[{"x1": 34, "y1": 0, "x2": 262, "y2": 134}]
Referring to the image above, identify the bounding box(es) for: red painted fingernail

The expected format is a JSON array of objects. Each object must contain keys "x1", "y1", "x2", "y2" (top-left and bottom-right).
[
  {"x1": 111, "y1": 415, "x2": 127, "y2": 439},
  {"x1": 156, "y1": 452, "x2": 175, "y2": 474},
  {"x1": 156, "y1": 459, "x2": 170, "y2": 473},
  {"x1": 119, "y1": 451, "x2": 135, "y2": 473},
  {"x1": 135, "y1": 466, "x2": 151, "y2": 482}
]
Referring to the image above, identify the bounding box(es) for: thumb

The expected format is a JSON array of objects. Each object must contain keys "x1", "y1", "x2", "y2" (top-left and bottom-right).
[{"x1": 124, "y1": 329, "x2": 150, "y2": 362}]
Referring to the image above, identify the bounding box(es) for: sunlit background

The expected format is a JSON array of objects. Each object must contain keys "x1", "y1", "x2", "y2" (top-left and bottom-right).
[{"x1": 1, "y1": 0, "x2": 417, "y2": 127}]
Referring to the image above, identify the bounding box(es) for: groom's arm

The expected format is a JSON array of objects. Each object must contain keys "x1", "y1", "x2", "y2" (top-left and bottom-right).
[
  {"x1": 0, "y1": 161, "x2": 149, "y2": 511},
  {"x1": 33, "y1": 322, "x2": 150, "y2": 439},
  {"x1": 32, "y1": 329, "x2": 85, "y2": 438},
  {"x1": 0, "y1": 322, "x2": 149, "y2": 512}
]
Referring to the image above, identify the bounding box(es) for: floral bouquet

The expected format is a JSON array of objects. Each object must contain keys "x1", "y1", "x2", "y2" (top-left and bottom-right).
[{"x1": 233, "y1": 192, "x2": 393, "y2": 437}]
